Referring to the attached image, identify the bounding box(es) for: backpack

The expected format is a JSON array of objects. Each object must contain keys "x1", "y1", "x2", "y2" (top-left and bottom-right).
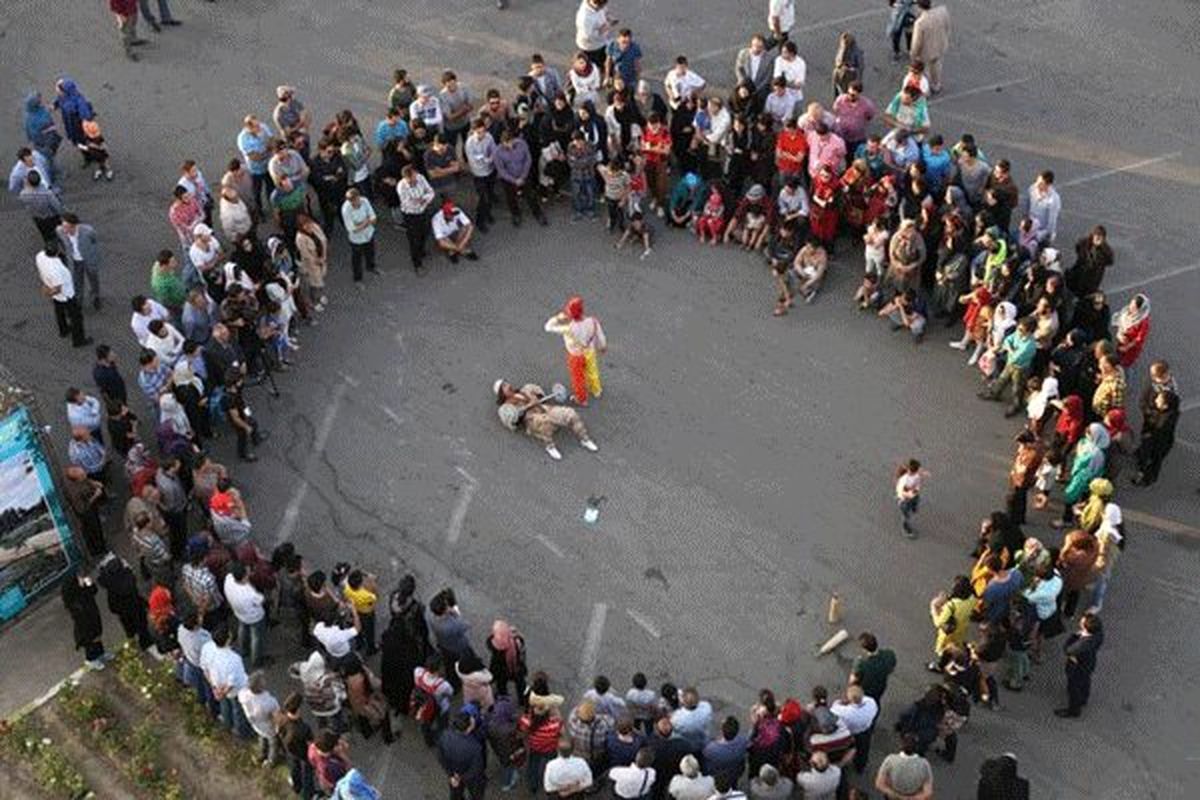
[{"x1": 409, "y1": 672, "x2": 444, "y2": 723}]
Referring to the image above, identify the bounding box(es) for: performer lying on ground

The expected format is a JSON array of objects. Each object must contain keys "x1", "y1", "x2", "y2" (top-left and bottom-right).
[{"x1": 494, "y1": 380, "x2": 599, "y2": 461}]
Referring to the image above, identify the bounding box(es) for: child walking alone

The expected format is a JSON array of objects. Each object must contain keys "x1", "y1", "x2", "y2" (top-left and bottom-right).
[{"x1": 895, "y1": 458, "x2": 929, "y2": 539}]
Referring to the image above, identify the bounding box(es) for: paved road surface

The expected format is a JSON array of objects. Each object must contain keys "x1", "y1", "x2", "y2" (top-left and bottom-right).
[{"x1": 2, "y1": 1, "x2": 1198, "y2": 796}]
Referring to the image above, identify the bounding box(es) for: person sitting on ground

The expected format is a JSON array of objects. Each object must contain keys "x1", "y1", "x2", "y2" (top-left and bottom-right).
[
  {"x1": 494, "y1": 379, "x2": 598, "y2": 461},
  {"x1": 792, "y1": 239, "x2": 829, "y2": 303},
  {"x1": 431, "y1": 199, "x2": 479, "y2": 263},
  {"x1": 879, "y1": 288, "x2": 928, "y2": 342},
  {"x1": 615, "y1": 210, "x2": 653, "y2": 259}
]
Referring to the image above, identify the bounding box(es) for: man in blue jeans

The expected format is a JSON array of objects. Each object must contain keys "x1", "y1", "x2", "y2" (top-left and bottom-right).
[
  {"x1": 139, "y1": 0, "x2": 180, "y2": 32},
  {"x1": 224, "y1": 560, "x2": 269, "y2": 667},
  {"x1": 199, "y1": 625, "x2": 252, "y2": 736}
]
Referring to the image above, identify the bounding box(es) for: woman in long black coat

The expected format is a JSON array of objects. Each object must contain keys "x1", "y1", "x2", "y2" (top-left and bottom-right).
[
  {"x1": 380, "y1": 575, "x2": 431, "y2": 713},
  {"x1": 62, "y1": 573, "x2": 106, "y2": 667},
  {"x1": 1134, "y1": 390, "x2": 1180, "y2": 486},
  {"x1": 96, "y1": 554, "x2": 153, "y2": 649}
]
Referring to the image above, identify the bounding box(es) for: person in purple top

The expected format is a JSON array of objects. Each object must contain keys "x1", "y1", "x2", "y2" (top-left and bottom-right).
[{"x1": 493, "y1": 128, "x2": 548, "y2": 227}]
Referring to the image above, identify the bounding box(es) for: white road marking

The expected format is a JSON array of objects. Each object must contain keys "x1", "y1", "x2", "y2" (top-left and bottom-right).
[
  {"x1": 1181, "y1": 398, "x2": 1200, "y2": 414},
  {"x1": 626, "y1": 608, "x2": 662, "y2": 639},
  {"x1": 534, "y1": 533, "x2": 566, "y2": 559},
  {"x1": 1058, "y1": 152, "x2": 1181, "y2": 189},
  {"x1": 1105, "y1": 261, "x2": 1200, "y2": 295},
  {"x1": 445, "y1": 479, "x2": 477, "y2": 547},
  {"x1": 578, "y1": 603, "x2": 608, "y2": 688},
  {"x1": 929, "y1": 77, "x2": 1032, "y2": 104},
  {"x1": 274, "y1": 379, "x2": 350, "y2": 545},
  {"x1": 380, "y1": 405, "x2": 406, "y2": 427},
  {"x1": 337, "y1": 371, "x2": 361, "y2": 388},
  {"x1": 455, "y1": 465, "x2": 478, "y2": 484}
]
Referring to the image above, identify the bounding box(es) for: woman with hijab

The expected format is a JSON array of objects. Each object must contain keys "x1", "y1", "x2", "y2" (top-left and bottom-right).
[
  {"x1": 832, "y1": 32, "x2": 864, "y2": 97},
  {"x1": 1068, "y1": 225, "x2": 1114, "y2": 297},
  {"x1": 1088, "y1": 501, "x2": 1124, "y2": 614},
  {"x1": 62, "y1": 571, "x2": 108, "y2": 669},
  {"x1": 942, "y1": 186, "x2": 972, "y2": 229},
  {"x1": 342, "y1": 653, "x2": 395, "y2": 743},
  {"x1": 1102, "y1": 408, "x2": 1133, "y2": 481},
  {"x1": 577, "y1": 100, "x2": 609, "y2": 167},
  {"x1": 567, "y1": 52, "x2": 602, "y2": 110},
  {"x1": 381, "y1": 575, "x2": 430, "y2": 713},
  {"x1": 295, "y1": 213, "x2": 329, "y2": 312},
  {"x1": 156, "y1": 392, "x2": 195, "y2": 460},
  {"x1": 1026, "y1": 375, "x2": 1059, "y2": 436},
  {"x1": 1133, "y1": 388, "x2": 1180, "y2": 486},
  {"x1": 728, "y1": 80, "x2": 760, "y2": 120},
  {"x1": 1060, "y1": 423, "x2": 1110, "y2": 527},
  {"x1": 1113, "y1": 293, "x2": 1151, "y2": 368},
  {"x1": 543, "y1": 93, "x2": 576, "y2": 152},
  {"x1": 928, "y1": 575, "x2": 974, "y2": 671},
  {"x1": 1056, "y1": 527, "x2": 1099, "y2": 618},
  {"x1": 53, "y1": 78, "x2": 95, "y2": 149},
  {"x1": 455, "y1": 651, "x2": 495, "y2": 710},
  {"x1": 172, "y1": 360, "x2": 210, "y2": 442},
  {"x1": 808, "y1": 164, "x2": 842, "y2": 248},
  {"x1": 487, "y1": 619, "x2": 528, "y2": 699},
  {"x1": 1091, "y1": 355, "x2": 1127, "y2": 421},
  {"x1": 23, "y1": 91, "x2": 61, "y2": 174},
  {"x1": 977, "y1": 300, "x2": 1017, "y2": 378},
  {"x1": 147, "y1": 581, "x2": 179, "y2": 655}
]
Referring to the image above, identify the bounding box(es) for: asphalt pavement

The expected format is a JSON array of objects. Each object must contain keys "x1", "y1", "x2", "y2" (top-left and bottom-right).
[{"x1": 2, "y1": 1, "x2": 1198, "y2": 797}]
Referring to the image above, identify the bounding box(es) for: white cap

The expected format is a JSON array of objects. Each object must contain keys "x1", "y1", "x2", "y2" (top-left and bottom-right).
[
  {"x1": 493, "y1": 379, "x2": 505, "y2": 398},
  {"x1": 192, "y1": 222, "x2": 212, "y2": 237}
]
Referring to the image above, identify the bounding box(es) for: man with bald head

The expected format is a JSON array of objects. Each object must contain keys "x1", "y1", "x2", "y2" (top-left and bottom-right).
[{"x1": 63, "y1": 465, "x2": 107, "y2": 555}]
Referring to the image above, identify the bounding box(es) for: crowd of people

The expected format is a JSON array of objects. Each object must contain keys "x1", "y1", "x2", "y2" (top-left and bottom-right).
[{"x1": 8, "y1": 0, "x2": 1186, "y2": 798}]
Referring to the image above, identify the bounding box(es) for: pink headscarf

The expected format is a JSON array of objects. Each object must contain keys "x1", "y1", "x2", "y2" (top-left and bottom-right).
[{"x1": 491, "y1": 619, "x2": 519, "y2": 673}]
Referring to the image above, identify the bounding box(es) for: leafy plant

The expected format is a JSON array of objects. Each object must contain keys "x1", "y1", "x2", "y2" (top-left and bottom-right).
[{"x1": 0, "y1": 716, "x2": 92, "y2": 799}]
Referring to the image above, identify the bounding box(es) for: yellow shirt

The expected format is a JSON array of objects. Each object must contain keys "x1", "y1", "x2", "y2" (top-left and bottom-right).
[{"x1": 343, "y1": 585, "x2": 377, "y2": 614}]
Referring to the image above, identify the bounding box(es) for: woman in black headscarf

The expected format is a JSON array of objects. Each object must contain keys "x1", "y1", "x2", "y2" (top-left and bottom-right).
[
  {"x1": 62, "y1": 571, "x2": 107, "y2": 668},
  {"x1": 380, "y1": 574, "x2": 431, "y2": 713},
  {"x1": 1067, "y1": 225, "x2": 1114, "y2": 297}
]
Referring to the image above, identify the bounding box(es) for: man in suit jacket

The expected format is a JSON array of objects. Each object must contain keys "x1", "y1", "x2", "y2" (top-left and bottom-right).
[
  {"x1": 910, "y1": 0, "x2": 951, "y2": 94},
  {"x1": 734, "y1": 35, "x2": 774, "y2": 103},
  {"x1": 56, "y1": 212, "x2": 103, "y2": 309}
]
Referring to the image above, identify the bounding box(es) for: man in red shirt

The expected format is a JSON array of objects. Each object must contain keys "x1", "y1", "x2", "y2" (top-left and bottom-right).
[
  {"x1": 640, "y1": 112, "x2": 671, "y2": 216},
  {"x1": 775, "y1": 117, "x2": 807, "y2": 182},
  {"x1": 109, "y1": 0, "x2": 145, "y2": 61}
]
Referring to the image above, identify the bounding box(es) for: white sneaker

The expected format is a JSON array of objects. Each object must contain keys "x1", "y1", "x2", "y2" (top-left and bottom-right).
[
  {"x1": 640, "y1": 248, "x2": 652, "y2": 260},
  {"x1": 948, "y1": 340, "x2": 967, "y2": 350},
  {"x1": 580, "y1": 438, "x2": 599, "y2": 452},
  {"x1": 545, "y1": 444, "x2": 563, "y2": 461},
  {"x1": 967, "y1": 353, "x2": 980, "y2": 366},
  {"x1": 85, "y1": 659, "x2": 106, "y2": 671}
]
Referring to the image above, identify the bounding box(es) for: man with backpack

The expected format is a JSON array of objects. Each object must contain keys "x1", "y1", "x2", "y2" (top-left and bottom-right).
[{"x1": 412, "y1": 655, "x2": 454, "y2": 746}]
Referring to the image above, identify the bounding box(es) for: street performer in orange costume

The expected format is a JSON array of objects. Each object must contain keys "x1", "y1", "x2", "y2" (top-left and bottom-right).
[{"x1": 544, "y1": 295, "x2": 607, "y2": 406}]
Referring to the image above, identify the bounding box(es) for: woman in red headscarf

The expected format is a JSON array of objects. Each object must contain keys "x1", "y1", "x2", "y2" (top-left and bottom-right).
[
  {"x1": 544, "y1": 296, "x2": 607, "y2": 406},
  {"x1": 1103, "y1": 407, "x2": 1133, "y2": 481},
  {"x1": 808, "y1": 164, "x2": 842, "y2": 247},
  {"x1": 1114, "y1": 293, "x2": 1150, "y2": 368}
]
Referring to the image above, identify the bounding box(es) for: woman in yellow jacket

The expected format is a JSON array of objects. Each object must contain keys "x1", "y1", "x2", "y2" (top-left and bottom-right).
[{"x1": 928, "y1": 575, "x2": 975, "y2": 672}]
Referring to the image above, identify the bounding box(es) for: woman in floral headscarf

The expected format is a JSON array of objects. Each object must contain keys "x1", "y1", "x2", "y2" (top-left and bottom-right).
[{"x1": 1113, "y1": 293, "x2": 1151, "y2": 368}]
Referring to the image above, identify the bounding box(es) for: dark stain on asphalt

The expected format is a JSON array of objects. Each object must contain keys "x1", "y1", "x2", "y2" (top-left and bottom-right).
[
  {"x1": 643, "y1": 566, "x2": 669, "y2": 591},
  {"x1": 442, "y1": 382, "x2": 457, "y2": 394}
]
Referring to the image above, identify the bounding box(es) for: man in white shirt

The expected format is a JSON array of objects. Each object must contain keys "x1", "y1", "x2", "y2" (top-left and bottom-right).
[
  {"x1": 144, "y1": 319, "x2": 185, "y2": 367},
  {"x1": 396, "y1": 164, "x2": 436, "y2": 273},
  {"x1": 768, "y1": 0, "x2": 796, "y2": 48},
  {"x1": 609, "y1": 747, "x2": 656, "y2": 799},
  {"x1": 831, "y1": 684, "x2": 879, "y2": 774},
  {"x1": 543, "y1": 737, "x2": 593, "y2": 797},
  {"x1": 431, "y1": 200, "x2": 479, "y2": 264},
  {"x1": 773, "y1": 40, "x2": 806, "y2": 107},
  {"x1": 796, "y1": 752, "x2": 841, "y2": 800},
  {"x1": 763, "y1": 77, "x2": 798, "y2": 127},
  {"x1": 36, "y1": 242, "x2": 90, "y2": 347},
  {"x1": 224, "y1": 561, "x2": 268, "y2": 668},
  {"x1": 176, "y1": 611, "x2": 214, "y2": 707},
  {"x1": 340, "y1": 188, "x2": 377, "y2": 284},
  {"x1": 575, "y1": 0, "x2": 614, "y2": 69},
  {"x1": 664, "y1": 56, "x2": 707, "y2": 111},
  {"x1": 130, "y1": 295, "x2": 171, "y2": 346},
  {"x1": 200, "y1": 626, "x2": 250, "y2": 734},
  {"x1": 1023, "y1": 170, "x2": 1061, "y2": 244},
  {"x1": 238, "y1": 671, "x2": 281, "y2": 766},
  {"x1": 313, "y1": 609, "x2": 360, "y2": 666},
  {"x1": 667, "y1": 754, "x2": 714, "y2": 800},
  {"x1": 188, "y1": 223, "x2": 223, "y2": 288}
]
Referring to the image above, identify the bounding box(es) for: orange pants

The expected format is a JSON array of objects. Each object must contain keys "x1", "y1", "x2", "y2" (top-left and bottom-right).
[{"x1": 567, "y1": 350, "x2": 602, "y2": 404}]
